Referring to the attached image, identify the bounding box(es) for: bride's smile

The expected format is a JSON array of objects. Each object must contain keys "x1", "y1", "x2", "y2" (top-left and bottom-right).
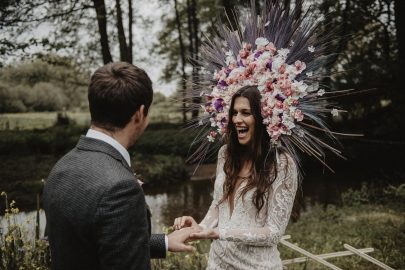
[{"x1": 232, "y1": 96, "x2": 256, "y2": 145}]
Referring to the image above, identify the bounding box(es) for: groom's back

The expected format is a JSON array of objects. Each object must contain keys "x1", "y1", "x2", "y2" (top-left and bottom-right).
[{"x1": 43, "y1": 137, "x2": 149, "y2": 270}]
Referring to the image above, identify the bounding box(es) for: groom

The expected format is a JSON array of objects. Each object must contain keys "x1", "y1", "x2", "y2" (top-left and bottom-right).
[{"x1": 43, "y1": 62, "x2": 195, "y2": 270}]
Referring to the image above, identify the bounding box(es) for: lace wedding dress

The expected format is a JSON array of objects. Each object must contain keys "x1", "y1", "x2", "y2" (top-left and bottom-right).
[{"x1": 199, "y1": 146, "x2": 298, "y2": 270}]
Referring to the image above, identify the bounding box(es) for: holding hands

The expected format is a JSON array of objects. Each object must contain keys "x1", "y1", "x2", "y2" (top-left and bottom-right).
[{"x1": 173, "y1": 216, "x2": 219, "y2": 242}]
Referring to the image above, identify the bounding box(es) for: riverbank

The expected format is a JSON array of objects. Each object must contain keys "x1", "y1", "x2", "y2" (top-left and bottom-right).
[
  {"x1": 0, "y1": 122, "x2": 204, "y2": 212},
  {"x1": 1, "y1": 182, "x2": 404, "y2": 269}
]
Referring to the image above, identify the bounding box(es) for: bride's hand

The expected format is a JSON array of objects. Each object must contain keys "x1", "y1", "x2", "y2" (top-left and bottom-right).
[
  {"x1": 173, "y1": 216, "x2": 199, "y2": 230},
  {"x1": 189, "y1": 228, "x2": 219, "y2": 240}
]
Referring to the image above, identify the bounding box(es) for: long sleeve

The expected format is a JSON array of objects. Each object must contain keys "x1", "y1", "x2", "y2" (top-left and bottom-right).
[
  {"x1": 150, "y1": 234, "x2": 166, "y2": 258},
  {"x1": 199, "y1": 146, "x2": 226, "y2": 229},
  {"x1": 95, "y1": 179, "x2": 150, "y2": 270},
  {"x1": 218, "y1": 154, "x2": 298, "y2": 246}
]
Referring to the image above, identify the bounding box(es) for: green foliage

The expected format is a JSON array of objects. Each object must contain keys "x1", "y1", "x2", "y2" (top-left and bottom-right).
[
  {"x1": 0, "y1": 124, "x2": 85, "y2": 156},
  {"x1": 279, "y1": 184, "x2": 405, "y2": 270},
  {"x1": 0, "y1": 57, "x2": 89, "y2": 113},
  {"x1": 133, "y1": 154, "x2": 189, "y2": 186}
]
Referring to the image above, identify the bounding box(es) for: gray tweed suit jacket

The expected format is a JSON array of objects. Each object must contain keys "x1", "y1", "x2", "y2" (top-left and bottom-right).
[{"x1": 43, "y1": 136, "x2": 166, "y2": 270}]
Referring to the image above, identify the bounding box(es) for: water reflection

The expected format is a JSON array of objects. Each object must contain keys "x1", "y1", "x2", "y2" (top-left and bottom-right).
[
  {"x1": 0, "y1": 210, "x2": 46, "y2": 241},
  {"x1": 144, "y1": 180, "x2": 213, "y2": 233},
  {"x1": 1, "y1": 169, "x2": 383, "y2": 235}
]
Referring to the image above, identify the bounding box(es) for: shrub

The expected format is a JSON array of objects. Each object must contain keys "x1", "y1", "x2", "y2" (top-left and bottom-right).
[
  {"x1": 0, "y1": 194, "x2": 51, "y2": 270},
  {"x1": 132, "y1": 154, "x2": 189, "y2": 186}
]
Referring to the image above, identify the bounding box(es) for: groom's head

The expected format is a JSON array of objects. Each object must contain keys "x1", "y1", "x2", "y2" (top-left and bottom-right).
[{"x1": 88, "y1": 62, "x2": 153, "y2": 132}]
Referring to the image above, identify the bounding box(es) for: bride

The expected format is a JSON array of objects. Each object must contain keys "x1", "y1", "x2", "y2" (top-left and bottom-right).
[
  {"x1": 174, "y1": 86, "x2": 298, "y2": 269},
  {"x1": 173, "y1": 0, "x2": 347, "y2": 268}
]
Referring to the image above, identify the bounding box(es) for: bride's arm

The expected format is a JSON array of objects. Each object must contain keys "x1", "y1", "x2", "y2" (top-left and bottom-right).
[
  {"x1": 198, "y1": 145, "x2": 226, "y2": 229},
  {"x1": 218, "y1": 153, "x2": 298, "y2": 246}
]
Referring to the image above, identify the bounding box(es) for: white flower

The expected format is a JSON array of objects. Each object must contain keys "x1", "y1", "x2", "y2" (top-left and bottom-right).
[
  {"x1": 255, "y1": 37, "x2": 269, "y2": 46},
  {"x1": 272, "y1": 57, "x2": 283, "y2": 71},
  {"x1": 225, "y1": 50, "x2": 233, "y2": 56},
  {"x1": 317, "y1": 89, "x2": 325, "y2": 96},
  {"x1": 277, "y1": 48, "x2": 290, "y2": 58},
  {"x1": 306, "y1": 71, "x2": 313, "y2": 77},
  {"x1": 292, "y1": 81, "x2": 309, "y2": 97},
  {"x1": 331, "y1": 108, "x2": 339, "y2": 117},
  {"x1": 198, "y1": 120, "x2": 204, "y2": 126},
  {"x1": 282, "y1": 115, "x2": 296, "y2": 129},
  {"x1": 289, "y1": 40, "x2": 295, "y2": 47},
  {"x1": 308, "y1": 46, "x2": 315, "y2": 52},
  {"x1": 207, "y1": 134, "x2": 215, "y2": 142},
  {"x1": 296, "y1": 129, "x2": 305, "y2": 137}
]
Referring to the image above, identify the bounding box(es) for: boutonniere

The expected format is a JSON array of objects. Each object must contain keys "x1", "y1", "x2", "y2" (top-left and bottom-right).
[{"x1": 133, "y1": 172, "x2": 144, "y2": 186}]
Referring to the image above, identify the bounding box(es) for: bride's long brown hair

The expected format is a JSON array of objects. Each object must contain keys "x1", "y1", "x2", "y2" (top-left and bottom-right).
[{"x1": 219, "y1": 85, "x2": 289, "y2": 217}]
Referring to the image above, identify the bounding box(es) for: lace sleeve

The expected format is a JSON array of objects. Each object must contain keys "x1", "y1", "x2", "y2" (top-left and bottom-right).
[
  {"x1": 199, "y1": 146, "x2": 226, "y2": 229},
  {"x1": 219, "y1": 154, "x2": 298, "y2": 246}
]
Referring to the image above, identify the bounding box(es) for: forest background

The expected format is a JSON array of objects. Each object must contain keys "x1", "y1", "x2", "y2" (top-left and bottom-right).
[{"x1": 0, "y1": 0, "x2": 404, "y2": 269}]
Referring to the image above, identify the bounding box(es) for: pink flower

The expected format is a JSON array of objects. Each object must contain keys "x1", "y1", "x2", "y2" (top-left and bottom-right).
[
  {"x1": 265, "y1": 42, "x2": 277, "y2": 54},
  {"x1": 243, "y1": 43, "x2": 252, "y2": 50},
  {"x1": 239, "y1": 49, "x2": 249, "y2": 59},
  {"x1": 294, "y1": 109, "x2": 304, "y2": 121},
  {"x1": 294, "y1": 60, "x2": 306, "y2": 73},
  {"x1": 278, "y1": 64, "x2": 286, "y2": 74},
  {"x1": 283, "y1": 87, "x2": 292, "y2": 96},
  {"x1": 276, "y1": 100, "x2": 283, "y2": 109},
  {"x1": 265, "y1": 81, "x2": 274, "y2": 92}
]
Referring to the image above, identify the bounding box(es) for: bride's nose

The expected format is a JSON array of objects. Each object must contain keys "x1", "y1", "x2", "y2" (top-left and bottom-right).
[{"x1": 233, "y1": 113, "x2": 243, "y2": 124}]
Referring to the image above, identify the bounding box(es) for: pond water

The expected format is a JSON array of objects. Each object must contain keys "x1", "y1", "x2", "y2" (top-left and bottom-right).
[{"x1": 0, "y1": 167, "x2": 376, "y2": 236}]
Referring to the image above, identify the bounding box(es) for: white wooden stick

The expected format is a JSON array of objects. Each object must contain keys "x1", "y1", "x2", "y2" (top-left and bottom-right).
[
  {"x1": 344, "y1": 244, "x2": 395, "y2": 270},
  {"x1": 280, "y1": 239, "x2": 343, "y2": 270},
  {"x1": 282, "y1": 248, "x2": 374, "y2": 265}
]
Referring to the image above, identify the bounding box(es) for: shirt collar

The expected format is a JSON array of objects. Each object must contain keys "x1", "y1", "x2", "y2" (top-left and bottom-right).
[{"x1": 86, "y1": 129, "x2": 131, "y2": 167}]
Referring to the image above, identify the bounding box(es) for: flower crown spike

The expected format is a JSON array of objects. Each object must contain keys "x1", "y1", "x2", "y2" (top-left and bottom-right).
[{"x1": 188, "y1": 0, "x2": 358, "y2": 171}]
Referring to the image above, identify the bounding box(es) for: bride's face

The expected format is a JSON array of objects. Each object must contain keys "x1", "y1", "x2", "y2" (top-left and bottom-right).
[{"x1": 231, "y1": 97, "x2": 255, "y2": 145}]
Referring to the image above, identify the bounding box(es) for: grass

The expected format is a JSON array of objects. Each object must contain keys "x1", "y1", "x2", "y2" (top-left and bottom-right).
[
  {"x1": 150, "y1": 183, "x2": 405, "y2": 270},
  {"x1": 0, "y1": 107, "x2": 186, "y2": 131}
]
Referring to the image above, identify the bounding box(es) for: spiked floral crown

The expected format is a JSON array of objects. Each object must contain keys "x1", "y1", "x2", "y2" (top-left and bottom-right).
[{"x1": 190, "y1": 1, "x2": 357, "y2": 170}]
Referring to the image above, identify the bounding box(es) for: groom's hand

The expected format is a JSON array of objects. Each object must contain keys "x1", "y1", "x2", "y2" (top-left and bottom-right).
[{"x1": 167, "y1": 227, "x2": 199, "y2": 252}]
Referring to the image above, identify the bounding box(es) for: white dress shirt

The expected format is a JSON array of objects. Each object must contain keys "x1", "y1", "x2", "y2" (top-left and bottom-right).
[
  {"x1": 86, "y1": 129, "x2": 131, "y2": 166},
  {"x1": 85, "y1": 128, "x2": 168, "y2": 251}
]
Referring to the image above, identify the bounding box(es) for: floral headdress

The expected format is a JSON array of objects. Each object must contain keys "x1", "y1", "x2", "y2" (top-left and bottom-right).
[{"x1": 189, "y1": 1, "x2": 358, "y2": 171}]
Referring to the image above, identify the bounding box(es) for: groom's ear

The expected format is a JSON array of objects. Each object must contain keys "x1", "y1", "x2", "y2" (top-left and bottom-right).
[{"x1": 132, "y1": 105, "x2": 146, "y2": 125}]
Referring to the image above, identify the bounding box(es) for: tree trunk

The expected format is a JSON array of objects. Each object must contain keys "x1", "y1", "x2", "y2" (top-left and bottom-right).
[
  {"x1": 191, "y1": 0, "x2": 200, "y2": 118},
  {"x1": 92, "y1": 0, "x2": 113, "y2": 64},
  {"x1": 128, "y1": 0, "x2": 133, "y2": 63},
  {"x1": 174, "y1": 0, "x2": 188, "y2": 123},
  {"x1": 395, "y1": 0, "x2": 404, "y2": 69},
  {"x1": 115, "y1": 0, "x2": 129, "y2": 62}
]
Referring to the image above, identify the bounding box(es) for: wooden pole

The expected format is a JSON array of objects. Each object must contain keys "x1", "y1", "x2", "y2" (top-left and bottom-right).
[
  {"x1": 282, "y1": 248, "x2": 374, "y2": 265},
  {"x1": 344, "y1": 244, "x2": 395, "y2": 270},
  {"x1": 280, "y1": 238, "x2": 343, "y2": 270}
]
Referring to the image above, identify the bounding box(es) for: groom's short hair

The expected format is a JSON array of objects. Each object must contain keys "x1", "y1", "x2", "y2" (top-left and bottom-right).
[{"x1": 88, "y1": 62, "x2": 153, "y2": 130}]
